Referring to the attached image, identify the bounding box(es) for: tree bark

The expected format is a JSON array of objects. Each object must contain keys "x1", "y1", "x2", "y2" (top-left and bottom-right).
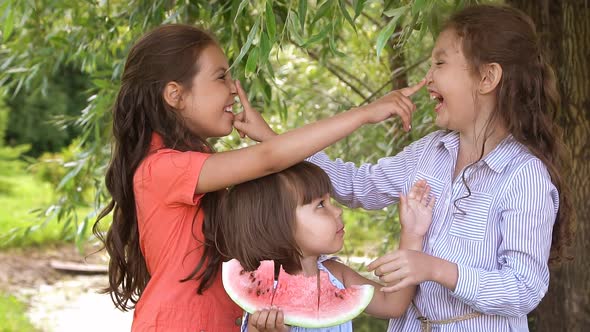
[{"x1": 507, "y1": 1, "x2": 590, "y2": 331}]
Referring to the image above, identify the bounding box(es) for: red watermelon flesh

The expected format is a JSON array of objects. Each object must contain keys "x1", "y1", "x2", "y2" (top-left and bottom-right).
[{"x1": 222, "y1": 259, "x2": 374, "y2": 328}]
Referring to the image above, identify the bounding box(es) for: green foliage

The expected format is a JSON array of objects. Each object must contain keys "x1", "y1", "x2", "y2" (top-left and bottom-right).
[
  {"x1": 0, "y1": 144, "x2": 30, "y2": 194},
  {"x1": 0, "y1": 98, "x2": 8, "y2": 145},
  {"x1": 4, "y1": 66, "x2": 89, "y2": 157},
  {"x1": 353, "y1": 312, "x2": 389, "y2": 331},
  {"x1": 0, "y1": 293, "x2": 38, "y2": 332},
  {"x1": 0, "y1": 0, "x2": 481, "y2": 247}
]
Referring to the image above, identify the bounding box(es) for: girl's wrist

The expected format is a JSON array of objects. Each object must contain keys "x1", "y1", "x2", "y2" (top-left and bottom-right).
[
  {"x1": 398, "y1": 232, "x2": 424, "y2": 251},
  {"x1": 350, "y1": 105, "x2": 373, "y2": 126},
  {"x1": 429, "y1": 257, "x2": 458, "y2": 290}
]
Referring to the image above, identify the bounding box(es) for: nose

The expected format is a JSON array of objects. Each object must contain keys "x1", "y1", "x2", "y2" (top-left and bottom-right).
[
  {"x1": 332, "y1": 204, "x2": 343, "y2": 218},
  {"x1": 425, "y1": 67, "x2": 434, "y2": 85},
  {"x1": 229, "y1": 79, "x2": 237, "y2": 95}
]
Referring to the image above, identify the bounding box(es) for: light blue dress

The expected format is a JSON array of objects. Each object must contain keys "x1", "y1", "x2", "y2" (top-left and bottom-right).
[{"x1": 241, "y1": 256, "x2": 354, "y2": 332}]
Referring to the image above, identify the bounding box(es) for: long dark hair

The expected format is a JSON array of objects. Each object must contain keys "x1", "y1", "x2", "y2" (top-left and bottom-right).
[
  {"x1": 445, "y1": 5, "x2": 573, "y2": 263},
  {"x1": 92, "y1": 24, "x2": 221, "y2": 311},
  {"x1": 218, "y1": 162, "x2": 333, "y2": 274}
]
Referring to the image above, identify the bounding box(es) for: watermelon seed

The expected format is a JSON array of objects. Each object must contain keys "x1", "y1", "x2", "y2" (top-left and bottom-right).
[
  {"x1": 256, "y1": 289, "x2": 262, "y2": 296},
  {"x1": 257, "y1": 280, "x2": 261, "y2": 286},
  {"x1": 240, "y1": 270, "x2": 246, "y2": 275}
]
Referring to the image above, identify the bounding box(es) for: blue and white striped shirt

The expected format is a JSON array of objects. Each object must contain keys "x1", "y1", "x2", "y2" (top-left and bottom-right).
[{"x1": 309, "y1": 130, "x2": 558, "y2": 332}]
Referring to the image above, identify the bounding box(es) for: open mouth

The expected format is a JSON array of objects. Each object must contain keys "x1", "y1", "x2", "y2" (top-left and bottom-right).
[
  {"x1": 429, "y1": 91, "x2": 444, "y2": 112},
  {"x1": 224, "y1": 104, "x2": 234, "y2": 114}
]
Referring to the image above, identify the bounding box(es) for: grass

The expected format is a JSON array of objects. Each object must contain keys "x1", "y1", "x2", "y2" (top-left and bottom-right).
[
  {"x1": 0, "y1": 293, "x2": 38, "y2": 332},
  {"x1": 0, "y1": 173, "x2": 94, "y2": 250}
]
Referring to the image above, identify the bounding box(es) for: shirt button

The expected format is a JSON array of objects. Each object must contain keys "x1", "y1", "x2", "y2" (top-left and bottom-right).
[{"x1": 235, "y1": 316, "x2": 242, "y2": 326}]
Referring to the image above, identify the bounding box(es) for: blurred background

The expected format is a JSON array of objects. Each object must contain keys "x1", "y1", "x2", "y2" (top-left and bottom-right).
[{"x1": 0, "y1": 0, "x2": 587, "y2": 331}]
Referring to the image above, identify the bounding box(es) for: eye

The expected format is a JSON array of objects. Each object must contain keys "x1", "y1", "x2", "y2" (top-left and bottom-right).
[
  {"x1": 317, "y1": 200, "x2": 325, "y2": 208},
  {"x1": 435, "y1": 61, "x2": 445, "y2": 66},
  {"x1": 218, "y1": 73, "x2": 227, "y2": 80}
]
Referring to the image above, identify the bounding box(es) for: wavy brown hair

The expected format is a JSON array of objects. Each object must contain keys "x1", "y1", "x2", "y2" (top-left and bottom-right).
[
  {"x1": 445, "y1": 5, "x2": 573, "y2": 264},
  {"x1": 218, "y1": 161, "x2": 333, "y2": 274},
  {"x1": 92, "y1": 24, "x2": 223, "y2": 311}
]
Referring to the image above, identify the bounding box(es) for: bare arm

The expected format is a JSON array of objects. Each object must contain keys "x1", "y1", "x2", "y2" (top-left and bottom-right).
[
  {"x1": 196, "y1": 79, "x2": 426, "y2": 194},
  {"x1": 324, "y1": 260, "x2": 411, "y2": 319}
]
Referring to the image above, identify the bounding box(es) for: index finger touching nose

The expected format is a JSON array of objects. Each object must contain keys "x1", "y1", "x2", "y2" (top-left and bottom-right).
[
  {"x1": 235, "y1": 80, "x2": 253, "y2": 110},
  {"x1": 400, "y1": 78, "x2": 427, "y2": 97}
]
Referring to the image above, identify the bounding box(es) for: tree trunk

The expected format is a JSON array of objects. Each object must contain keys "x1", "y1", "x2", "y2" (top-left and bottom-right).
[{"x1": 507, "y1": 1, "x2": 590, "y2": 331}]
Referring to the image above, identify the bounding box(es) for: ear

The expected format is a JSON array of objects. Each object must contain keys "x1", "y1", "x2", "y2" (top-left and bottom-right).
[
  {"x1": 478, "y1": 63, "x2": 502, "y2": 94},
  {"x1": 163, "y1": 81, "x2": 184, "y2": 109}
]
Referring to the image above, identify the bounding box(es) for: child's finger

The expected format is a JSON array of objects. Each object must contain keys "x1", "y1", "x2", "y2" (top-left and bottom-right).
[
  {"x1": 395, "y1": 104, "x2": 411, "y2": 131},
  {"x1": 367, "y1": 253, "x2": 394, "y2": 272},
  {"x1": 380, "y1": 282, "x2": 405, "y2": 293},
  {"x1": 399, "y1": 94, "x2": 417, "y2": 115},
  {"x1": 254, "y1": 310, "x2": 268, "y2": 328},
  {"x1": 428, "y1": 196, "x2": 436, "y2": 209},
  {"x1": 379, "y1": 266, "x2": 405, "y2": 284},
  {"x1": 421, "y1": 185, "x2": 431, "y2": 204},
  {"x1": 265, "y1": 309, "x2": 278, "y2": 329},
  {"x1": 370, "y1": 256, "x2": 401, "y2": 277},
  {"x1": 233, "y1": 111, "x2": 246, "y2": 138},
  {"x1": 399, "y1": 193, "x2": 407, "y2": 208},
  {"x1": 400, "y1": 78, "x2": 427, "y2": 97},
  {"x1": 276, "y1": 309, "x2": 285, "y2": 328},
  {"x1": 235, "y1": 80, "x2": 254, "y2": 114}
]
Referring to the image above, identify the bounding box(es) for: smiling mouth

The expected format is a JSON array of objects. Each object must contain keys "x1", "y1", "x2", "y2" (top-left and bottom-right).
[
  {"x1": 224, "y1": 104, "x2": 234, "y2": 113},
  {"x1": 429, "y1": 91, "x2": 444, "y2": 104}
]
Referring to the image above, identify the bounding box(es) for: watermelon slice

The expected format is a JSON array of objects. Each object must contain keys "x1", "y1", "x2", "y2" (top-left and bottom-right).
[{"x1": 222, "y1": 259, "x2": 374, "y2": 328}]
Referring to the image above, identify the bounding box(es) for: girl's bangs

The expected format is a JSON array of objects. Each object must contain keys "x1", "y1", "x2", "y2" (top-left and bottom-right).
[{"x1": 282, "y1": 162, "x2": 333, "y2": 205}]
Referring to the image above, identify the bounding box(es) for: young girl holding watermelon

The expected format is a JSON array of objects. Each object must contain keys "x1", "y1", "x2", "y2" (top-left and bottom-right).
[
  {"x1": 92, "y1": 24, "x2": 426, "y2": 331},
  {"x1": 219, "y1": 161, "x2": 436, "y2": 331},
  {"x1": 250, "y1": 5, "x2": 572, "y2": 332}
]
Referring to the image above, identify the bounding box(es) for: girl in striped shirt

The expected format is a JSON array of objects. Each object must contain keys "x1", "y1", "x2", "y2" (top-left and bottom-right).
[{"x1": 255, "y1": 4, "x2": 572, "y2": 332}]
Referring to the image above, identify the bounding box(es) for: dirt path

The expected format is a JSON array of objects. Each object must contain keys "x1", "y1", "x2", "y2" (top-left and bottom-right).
[{"x1": 0, "y1": 243, "x2": 132, "y2": 331}]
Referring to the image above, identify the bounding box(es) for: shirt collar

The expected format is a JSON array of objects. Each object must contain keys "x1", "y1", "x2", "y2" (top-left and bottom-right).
[
  {"x1": 436, "y1": 130, "x2": 521, "y2": 174},
  {"x1": 481, "y1": 135, "x2": 520, "y2": 173},
  {"x1": 437, "y1": 130, "x2": 460, "y2": 150}
]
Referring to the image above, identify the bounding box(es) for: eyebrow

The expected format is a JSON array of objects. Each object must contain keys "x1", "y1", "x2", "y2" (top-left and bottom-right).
[{"x1": 212, "y1": 67, "x2": 229, "y2": 75}]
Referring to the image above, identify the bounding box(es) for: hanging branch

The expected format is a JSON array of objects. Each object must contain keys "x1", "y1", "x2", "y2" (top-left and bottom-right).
[
  {"x1": 294, "y1": 43, "x2": 368, "y2": 100},
  {"x1": 360, "y1": 55, "x2": 429, "y2": 105}
]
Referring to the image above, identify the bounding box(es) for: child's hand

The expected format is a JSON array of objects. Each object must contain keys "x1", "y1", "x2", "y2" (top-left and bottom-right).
[
  {"x1": 361, "y1": 79, "x2": 426, "y2": 131},
  {"x1": 400, "y1": 179, "x2": 435, "y2": 238},
  {"x1": 248, "y1": 307, "x2": 289, "y2": 332},
  {"x1": 233, "y1": 80, "x2": 278, "y2": 142},
  {"x1": 366, "y1": 250, "x2": 435, "y2": 292}
]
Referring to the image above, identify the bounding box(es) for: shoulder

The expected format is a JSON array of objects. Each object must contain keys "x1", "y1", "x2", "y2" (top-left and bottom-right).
[
  {"x1": 320, "y1": 257, "x2": 346, "y2": 281},
  {"x1": 136, "y1": 149, "x2": 211, "y2": 179},
  {"x1": 502, "y1": 141, "x2": 552, "y2": 182}
]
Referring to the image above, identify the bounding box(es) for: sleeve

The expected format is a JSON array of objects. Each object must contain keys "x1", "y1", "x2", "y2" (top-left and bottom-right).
[
  {"x1": 145, "y1": 150, "x2": 211, "y2": 206},
  {"x1": 306, "y1": 138, "x2": 426, "y2": 210},
  {"x1": 451, "y1": 159, "x2": 558, "y2": 316}
]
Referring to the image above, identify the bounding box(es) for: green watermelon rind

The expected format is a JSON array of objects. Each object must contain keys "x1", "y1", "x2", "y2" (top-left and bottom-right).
[
  {"x1": 222, "y1": 260, "x2": 375, "y2": 328},
  {"x1": 283, "y1": 284, "x2": 374, "y2": 328},
  {"x1": 221, "y1": 260, "x2": 263, "y2": 316}
]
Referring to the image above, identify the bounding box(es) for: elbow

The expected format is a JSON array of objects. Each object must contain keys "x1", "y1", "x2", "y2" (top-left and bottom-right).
[{"x1": 518, "y1": 292, "x2": 544, "y2": 316}]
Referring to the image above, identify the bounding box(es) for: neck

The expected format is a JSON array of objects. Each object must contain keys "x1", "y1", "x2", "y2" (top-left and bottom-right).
[
  {"x1": 458, "y1": 102, "x2": 509, "y2": 161},
  {"x1": 458, "y1": 127, "x2": 508, "y2": 162},
  {"x1": 298, "y1": 255, "x2": 320, "y2": 277}
]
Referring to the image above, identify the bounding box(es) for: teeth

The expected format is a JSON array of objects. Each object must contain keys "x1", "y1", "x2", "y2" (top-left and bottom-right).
[{"x1": 224, "y1": 106, "x2": 233, "y2": 113}]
